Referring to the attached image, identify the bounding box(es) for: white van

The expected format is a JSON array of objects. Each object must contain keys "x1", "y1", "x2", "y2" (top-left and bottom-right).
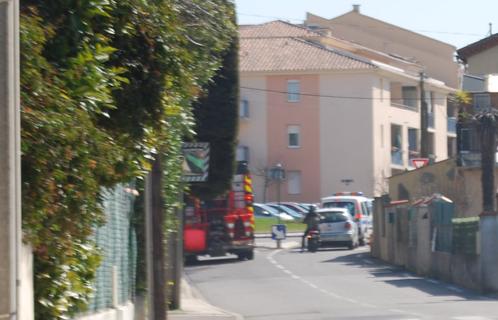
[{"x1": 321, "y1": 192, "x2": 373, "y2": 245}]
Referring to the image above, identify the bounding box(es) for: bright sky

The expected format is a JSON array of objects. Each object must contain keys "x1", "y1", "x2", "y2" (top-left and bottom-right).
[{"x1": 234, "y1": 0, "x2": 498, "y2": 49}]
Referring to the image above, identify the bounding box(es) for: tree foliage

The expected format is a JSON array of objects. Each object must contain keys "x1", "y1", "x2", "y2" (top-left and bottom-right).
[
  {"x1": 191, "y1": 12, "x2": 239, "y2": 199},
  {"x1": 20, "y1": 0, "x2": 236, "y2": 318}
]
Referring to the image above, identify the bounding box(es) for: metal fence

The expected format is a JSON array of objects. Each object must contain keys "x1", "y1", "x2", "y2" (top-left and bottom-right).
[
  {"x1": 452, "y1": 217, "x2": 479, "y2": 255},
  {"x1": 88, "y1": 184, "x2": 137, "y2": 312}
]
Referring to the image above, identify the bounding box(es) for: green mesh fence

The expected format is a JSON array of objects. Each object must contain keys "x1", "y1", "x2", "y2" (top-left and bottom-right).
[
  {"x1": 88, "y1": 183, "x2": 137, "y2": 312},
  {"x1": 452, "y1": 217, "x2": 479, "y2": 255}
]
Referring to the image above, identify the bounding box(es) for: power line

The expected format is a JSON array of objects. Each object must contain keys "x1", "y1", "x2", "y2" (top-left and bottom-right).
[{"x1": 240, "y1": 86, "x2": 451, "y2": 101}]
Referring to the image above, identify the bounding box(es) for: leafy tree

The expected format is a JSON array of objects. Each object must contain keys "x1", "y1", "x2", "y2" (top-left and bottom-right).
[
  {"x1": 20, "y1": 0, "x2": 236, "y2": 318},
  {"x1": 191, "y1": 9, "x2": 239, "y2": 199}
]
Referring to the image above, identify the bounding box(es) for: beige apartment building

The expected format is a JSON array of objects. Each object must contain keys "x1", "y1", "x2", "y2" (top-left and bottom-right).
[
  {"x1": 238, "y1": 16, "x2": 457, "y2": 203},
  {"x1": 305, "y1": 5, "x2": 460, "y2": 89}
]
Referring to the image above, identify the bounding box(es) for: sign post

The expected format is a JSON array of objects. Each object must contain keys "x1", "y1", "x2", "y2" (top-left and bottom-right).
[
  {"x1": 271, "y1": 224, "x2": 286, "y2": 243},
  {"x1": 269, "y1": 163, "x2": 285, "y2": 248},
  {"x1": 181, "y1": 142, "x2": 210, "y2": 182}
]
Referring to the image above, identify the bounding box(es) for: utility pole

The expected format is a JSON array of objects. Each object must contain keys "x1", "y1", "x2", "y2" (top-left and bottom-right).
[
  {"x1": 419, "y1": 72, "x2": 429, "y2": 158},
  {"x1": 0, "y1": 1, "x2": 21, "y2": 319},
  {"x1": 146, "y1": 155, "x2": 167, "y2": 320},
  {"x1": 478, "y1": 112, "x2": 497, "y2": 214},
  {"x1": 477, "y1": 110, "x2": 498, "y2": 292}
]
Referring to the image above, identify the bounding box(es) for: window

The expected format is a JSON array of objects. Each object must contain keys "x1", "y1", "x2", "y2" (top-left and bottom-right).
[
  {"x1": 380, "y1": 78, "x2": 384, "y2": 102},
  {"x1": 236, "y1": 145, "x2": 250, "y2": 162},
  {"x1": 240, "y1": 99, "x2": 249, "y2": 118},
  {"x1": 287, "y1": 125, "x2": 300, "y2": 148},
  {"x1": 459, "y1": 127, "x2": 480, "y2": 152},
  {"x1": 408, "y1": 128, "x2": 419, "y2": 162},
  {"x1": 402, "y1": 86, "x2": 417, "y2": 108},
  {"x1": 447, "y1": 103, "x2": 457, "y2": 133},
  {"x1": 287, "y1": 171, "x2": 301, "y2": 195},
  {"x1": 426, "y1": 91, "x2": 435, "y2": 128},
  {"x1": 474, "y1": 93, "x2": 491, "y2": 111},
  {"x1": 391, "y1": 124, "x2": 403, "y2": 165},
  {"x1": 287, "y1": 80, "x2": 300, "y2": 102},
  {"x1": 447, "y1": 137, "x2": 456, "y2": 157},
  {"x1": 428, "y1": 132, "x2": 435, "y2": 158}
]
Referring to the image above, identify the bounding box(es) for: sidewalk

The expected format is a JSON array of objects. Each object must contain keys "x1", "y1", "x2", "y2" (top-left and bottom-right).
[{"x1": 169, "y1": 277, "x2": 243, "y2": 320}]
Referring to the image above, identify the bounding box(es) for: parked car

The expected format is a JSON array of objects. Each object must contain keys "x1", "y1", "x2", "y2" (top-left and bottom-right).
[
  {"x1": 321, "y1": 192, "x2": 372, "y2": 246},
  {"x1": 315, "y1": 208, "x2": 359, "y2": 250},
  {"x1": 280, "y1": 202, "x2": 308, "y2": 215},
  {"x1": 253, "y1": 203, "x2": 294, "y2": 221},
  {"x1": 298, "y1": 203, "x2": 320, "y2": 211},
  {"x1": 266, "y1": 203, "x2": 304, "y2": 220}
]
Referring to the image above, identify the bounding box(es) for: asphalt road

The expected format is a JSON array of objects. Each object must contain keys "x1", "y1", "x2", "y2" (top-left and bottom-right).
[{"x1": 185, "y1": 239, "x2": 498, "y2": 320}]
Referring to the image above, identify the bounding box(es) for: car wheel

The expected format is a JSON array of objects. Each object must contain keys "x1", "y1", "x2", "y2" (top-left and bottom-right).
[
  {"x1": 358, "y1": 231, "x2": 366, "y2": 246},
  {"x1": 347, "y1": 240, "x2": 355, "y2": 250}
]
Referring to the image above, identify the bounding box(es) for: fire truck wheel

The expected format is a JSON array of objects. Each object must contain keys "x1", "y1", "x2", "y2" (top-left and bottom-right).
[
  {"x1": 237, "y1": 250, "x2": 254, "y2": 261},
  {"x1": 246, "y1": 250, "x2": 254, "y2": 260},
  {"x1": 184, "y1": 255, "x2": 198, "y2": 265}
]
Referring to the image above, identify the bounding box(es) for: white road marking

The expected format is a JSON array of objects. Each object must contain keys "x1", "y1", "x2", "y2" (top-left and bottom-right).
[
  {"x1": 265, "y1": 248, "x2": 429, "y2": 317},
  {"x1": 453, "y1": 317, "x2": 494, "y2": 320},
  {"x1": 389, "y1": 309, "x2": 406, "y2": 314}
]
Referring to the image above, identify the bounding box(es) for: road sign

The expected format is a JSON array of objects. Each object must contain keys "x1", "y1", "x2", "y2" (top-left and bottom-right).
[
  {"x1": 411, "y1": 158, "x2": 429, "y2": 168},
  {"x1": 181, "y1": 142, "x2": 210, "y2": 182},
  {"x1": 271, "y1": 224, "x2": 286, "y2": 240}
]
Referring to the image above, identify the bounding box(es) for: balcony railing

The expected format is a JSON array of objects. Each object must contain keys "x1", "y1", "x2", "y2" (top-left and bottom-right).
[
  {"x1": 391, "y1": 148, "x2": 403, "y2": 166},
  {"x1": 447, "y1": 117, "x2": 457, "y2": 133},
  {"x1": 408, "y1": 150, "x2": 420, "y2": 164},
  {"x1": 428, "y1": 113, "x2": 434, "y2": 129}
]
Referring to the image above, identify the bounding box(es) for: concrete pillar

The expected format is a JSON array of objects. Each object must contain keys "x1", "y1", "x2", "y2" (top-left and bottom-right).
[
  {"x1": 0, "y1": 0, "x2": 21, "y2": 319},
  {"x1": 480, "y1": 215, "x2": 498, "y2": 292}
]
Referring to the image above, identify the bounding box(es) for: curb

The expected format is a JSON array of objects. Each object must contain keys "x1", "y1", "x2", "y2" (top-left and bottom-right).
[
  {"x1": 169, "y1": 275, "x2": 244, "y2": 320},
  {"x1": 255, "y1": 232, "x2": 304, "y2": 238}
]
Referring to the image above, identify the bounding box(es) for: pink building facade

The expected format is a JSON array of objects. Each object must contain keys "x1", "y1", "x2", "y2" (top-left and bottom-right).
[{"x1": 238, "y1": 20, "x2": 456, "y2": 204}]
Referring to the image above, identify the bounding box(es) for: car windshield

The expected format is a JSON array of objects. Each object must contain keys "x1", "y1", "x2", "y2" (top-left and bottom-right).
[
  {"x1": 259, "y1": 204, "x2": 279, "y2": 215},
  {"x1": 323, "y1": 201, "x2": 355, "y2": 216},
  {"x1": 319, "y1": 211, "x2": 348, "y2": 223},
  {"x1": 269, "y1": 204, "x2": 300, "y2": 216}
]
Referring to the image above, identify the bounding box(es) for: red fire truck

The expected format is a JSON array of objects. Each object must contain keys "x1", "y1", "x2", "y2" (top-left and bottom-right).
[{"x1": 184, "y1": 161, "x2": 255, "y2": 262}]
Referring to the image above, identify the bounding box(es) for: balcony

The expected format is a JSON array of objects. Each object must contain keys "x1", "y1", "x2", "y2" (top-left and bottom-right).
[
  {"x1": 447, "y1": 117, "x2": 457, "y2": 133},
  {"x1": 391, "y1": 148, "x2": 403, "y2": 166},
  {"x1": 428, "y1": 113, "x2": 434, "y2": 129}
]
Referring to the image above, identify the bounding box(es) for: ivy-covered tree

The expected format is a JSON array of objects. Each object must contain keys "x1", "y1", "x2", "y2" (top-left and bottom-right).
[
  {"x1": 191, "y1": 9, "x2": 239, "y2": 199},
  {"x1": 20, "y1": 0, "x2": 236, "y2": 318}
]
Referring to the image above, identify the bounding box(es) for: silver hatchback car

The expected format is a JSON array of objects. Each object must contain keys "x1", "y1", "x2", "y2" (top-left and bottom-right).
[{"x1": 316, "y1": 208, "x2": 359, "y2": 250}]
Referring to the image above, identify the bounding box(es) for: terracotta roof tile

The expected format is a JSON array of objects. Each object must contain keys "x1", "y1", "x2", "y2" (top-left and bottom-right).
[{"x1": 240, "y1": 37, "x2": 375, "y2": 72}]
